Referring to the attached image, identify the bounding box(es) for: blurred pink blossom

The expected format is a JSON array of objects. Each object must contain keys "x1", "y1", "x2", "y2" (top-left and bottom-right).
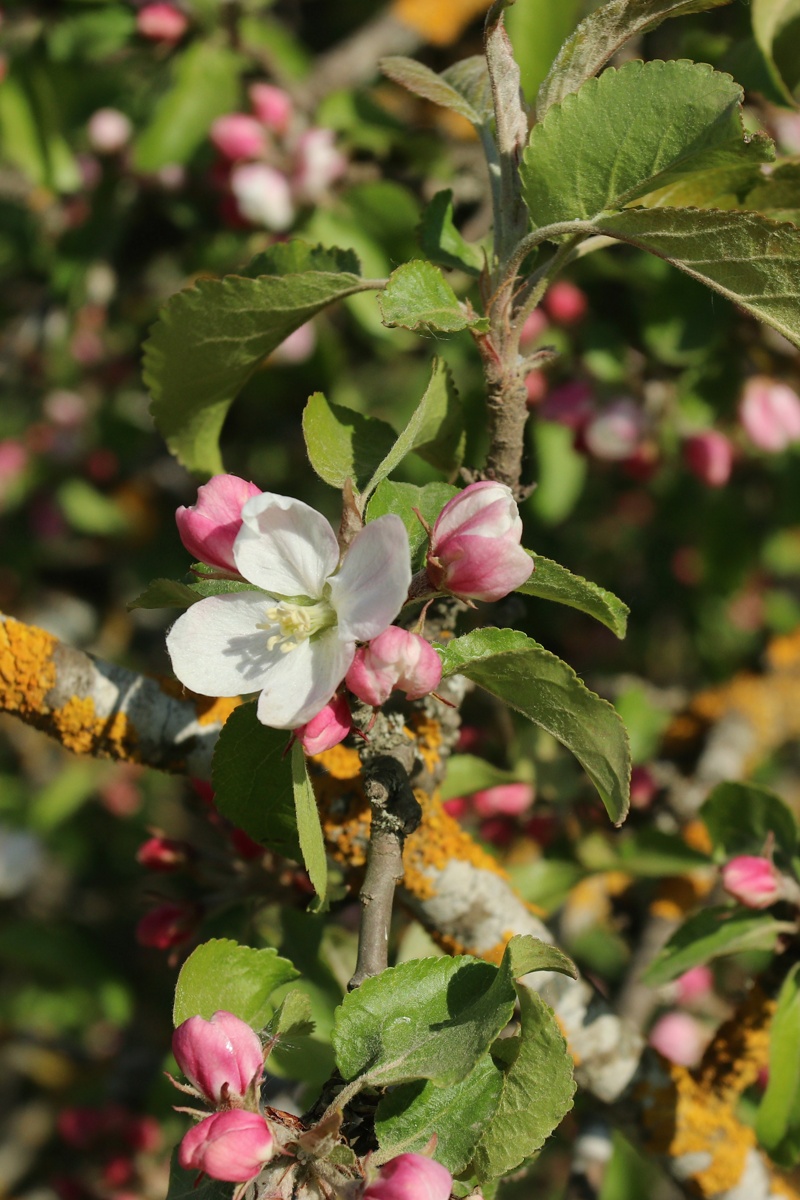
[
  {"x1": 739, "y1": 377, "x2": 800, "y2": 452},
  {"x1": 230, "y1": 162, "x2": 295, "y2": 230},
  {"x1": 519, "y1": 308, "x2": 549, "y2": 346},
  {"x1": 249, "y1": 83, "x2": 293, "y2": 135},
  {"x1": 584, "y1": 398, "x2": 646, "y2": 461},
  {"x1": 721, "y1": 855, "x2": 781, "y2": 908},
  {"x1": 271, "y1": 322, "x2": 317, "y2": 364},
  {"x1": 683, "y1": 431, "x2": 734, "y2": 487},
  {"x1": 544, "y1": 280, "x2": 588, "y2": 325},
  {"x1": 137, "y1": 3, "x2": 188, "y2": 42},
  {"x1": 210, "y1": 114, "x2": 267, "y2": 162},
  {"x1": 674, "y1": 965, "x2": 714, "y2": 1006},
  {"x1": 540, "y1": 380, "x2": 594, "y2": 429},
  {"x1": 649, "y1": 1011, "x2": 706, "y2": 1067},
  {"x1": 87, "y1": 109, "x2": 133, "y2": 155},
  {"x1": 472, "y1": 783, "x2": 534, "y2": 817},
  {"x1": 292, "y1": 128, "x2": 347, "y2": 203}
]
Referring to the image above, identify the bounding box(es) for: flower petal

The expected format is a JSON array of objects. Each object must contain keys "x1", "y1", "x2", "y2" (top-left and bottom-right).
[
  {"x1": 166, "y1": 592, "x2": 280, "y2": 696},
  {"x1": 256, "y1": 628, "x2": 354, "y2": 728},
  {"x1": 233, "y1": 493, "x2": 339, "y2": 598},
  {"x1": 329, "y1": 515, "x2": 411, "y2": 642}
]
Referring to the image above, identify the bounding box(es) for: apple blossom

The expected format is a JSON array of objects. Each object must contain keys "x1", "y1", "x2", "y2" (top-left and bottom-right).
[
  {"x1": 87, "y1": 109, "x2": 133, "y2": 155},
  {"x1": 295, "y1": 694, "x2": 351, "y2": 755},
  {"x1": 472, "y1": 783, "x2": 534, "y2": 817},
  {"x1": 178, "y1": 1111, "x2": 275, "y2": 1182},
  {"x1": 175, "y1": 474, "x2": 262, "y2": 573},
  {"x1": 249, "y1": 83, "x2": 293, "y2": 134},
  {"x1": 540, "y1": 380, "x2": 594, "y2": 429},
  {"x1": 649, "y1": 1011, "x2": 706, "y2": 1067},
  {"x1": 230, "y1": 162, "x2": 295, "y2": 230},
  {"x1": 544, "y1": 280, "x2": 588, "y2": 325},
  {"x1": 136, "y1": 3, "x2": 188, "y2": 42},
  {"x1": 292, "y1": 128, "x2": 347, "y2": 203},
  {"x1": 167, "y1": 493, "x2": 411, "y2": 729},
  {"x1": 683, "y1": 431, "x2": 734, "y2": 487},
  {"x1": 172, "y1": 1010, "x2": 264, "y2": 1105},
  {"x1": 583, "y1": 398, "x2": 646, "y2": 461},
  {"x1": 739, "y1": 376, "x2": 800, "y2": 452},
  {"x1": 346, "y1": 627, "x2": 442, "y2": 706},
  {"x1": 721, "y1": 856, "x2": 782, "y2": 908},
  {"x1": 136, "y1": 835, "x2": 189, "y2": 872},
  {"x1": 210, "y1": 115, "x2": 267, "y2": 162},
  {"x1": 674, "y1": 965, "x2": 713, "y2": 1005},
  {"x1": 426, "y1": 481, "x2": 533, "y2": 603},
  {"x1": 363, "y1": 1153, "x2": 452, "y2": 1200},
  {"x1": 135, "y1": 902, "x2": 195, "y2": 949}
]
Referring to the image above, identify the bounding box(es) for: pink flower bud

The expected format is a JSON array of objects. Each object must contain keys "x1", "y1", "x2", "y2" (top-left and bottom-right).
[
  {"x1": 629, "y1": 765, "x2": 657, "y2": 810},
  {"x1": 739, "y1": 377, "x2": 800, "y2": 452},
  {"x1": 472, "y1": 783, "x2": 534, "y2": 817},
  {"x1": 175, "y1": 474, "x2": 262, "y2": 572},
  {"x1": 363, "y1": 1153, "x2": 452, "y2": 1200},
  {"x1": 210, "y1": 115, "x2": 267, "y2": 162},
  {"x1": 427, "y1": 481, "x2": 533, "y2": 603},
  {"x1": 172, "y1": 1010, "x2": 264, "y2": 1105},
  {"x1": 525, "y1": 370, "x2": 547, "y2": 408},
  {"x1": 292, "y1": 128, "x2": 347, "y2": 204},
  {"x1": 519, "y1": 308, "x2": 549, "y2": 347},
  {"x1": 649, "y1": 1011, "x2": 706, "y2": 1067},
  {"x1": 135, "y1": 902, "x2": 195, "y2": 950},
  {"x1": 249, "y1": 84, "x2": 293, "y2": 135},
  {"x1": 674, "y1": 965, "x2": 713, "y2": 1006},
  {"x1": 583, "y1": 398, "x2": 646, "y2": 461},
  {"x1": 295, "y1": 694, "x2": 351, "y2": 755},
  {"x1": 683, "y1": 431, "x2": 734, "y2": 487},
  {"x1": 230, "y1": 162, "x2": 295, "y2": 230},
  {"x1": 540, "y1": 381, "x2": 594, "y2": 430},
  {"x1": 87, "y1": 109, "x2": 133, "y2": 155},
  {"x1": 271, "y1": 322, "x2": 316, "y2": 364},
  {"x1": 721, "y1": 856, "x2": 781, "y2": 908},
  {"x1": 136, "y1": 3, "x2": 188, "y2": 42},
  {"x1": 136, "y1": 835, "x2": 190, "y2": 872},
  {"x1": 346, "y1": 628, "x2": 442, "y2": 707},
  {"x1": 544, "y1": 280, "x2": 588, "y2": 325},
  {"x1": 178, "y1": 1111, "x2": 275, "y2": 1183}
]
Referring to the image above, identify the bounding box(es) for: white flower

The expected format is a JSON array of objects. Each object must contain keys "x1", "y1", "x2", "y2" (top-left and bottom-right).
[{"x1": 166, "y1": 493, "x2": 411, "y2": 729}]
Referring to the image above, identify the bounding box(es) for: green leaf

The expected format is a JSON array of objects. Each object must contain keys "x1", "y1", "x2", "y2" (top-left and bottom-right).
[
  {"x1": 591, "y1": 206, "x2": 800, "y2": 351},
  {"x1": 132, "y1": 42, "x2": 242, "y2": 172},
  {"x1": 753, "y1": 0, "x2": 800, "y2": 106},
  {"x1": 519, "y1": 553, "x2": 629, "y2": 638},
  {"x1": 380, "y1": 56, "x2": 489, "y2": 126},
  {"x1": 419, "y1": 191, "x2": 485, "y2": 276},
  {"x1": 379, "y1": 262, "x2": 489, "y2": 334},
  {"x1": 440, "y1": 755, "x2": 521, "y2": 802},
  {"x1": 746, "y1": 161, "x2": 800, "y2": 224},
  {"x1": 507, "y1": 0, "x2": 585, "y2": 102},
  {"x1": 523, "y1": 61, "x2": 773, "y2": 228},
  {"x1": 292, "y1": 741, "x2": 329, "y2": 913},
  {"x1": 166, "y1": 1153, "x2": 231, "y2": 1200},
  {"x1": 302, "y1": 392, "x2": 397, "y2": 492},
  {"x1": 529, "y1": 421, "x2": 587, "y2": 525},
  {"x1": 364, "y1": 360, "x2": 465, "y2": 499},
  {"x1": 633, "y1": 164, "x2": 765, "y2": 212},
  {"x1": 470, "y1": 988, "x2": 576, "y2": 1182},
  {"x1": 266, "y1": 989, "x2": 316, "y2": 1041},
  {"x1": 143, "y1": 241, "x2": 372, "y2": 475},
  {"x1": 701, "y1": 782, "x2": 798, "y2": 861},
  {"x1": 0, "y1": 64, "x2": 80, "y2": 192},
  {"x1": 332, "y1": 936, "x2": 564, "y2": 1091},
  {"x1": 57, "y1": 479, "x2": 130, "y2": 536},
  {"x1": 536, "y1": 0, "x2": 734, "y2": 117},
  {"x1": 127, "y1": 573, "x2": 258, "y2": 611},
  {"x1": 438, "y1": 629, "x2": 631, "y2": 825},
  {"x1": 375, "y1": 1056, "x2": 503, "y2": 1174},
  {"x1": 756, "y1": 964, "x2": 800, "y2": 1164},
  {"x1": 365, "y1": 480, "x2": 459, "y2": 569},
  {"x1": 173, "y1": 938, "x2": 298, "y2": 1028},
  {"x1": 211, "y1": 702, "x2": 302, "y2": 862},
  {"x1": 642, "y1": 907, "x2": 796, "y2": 986}
]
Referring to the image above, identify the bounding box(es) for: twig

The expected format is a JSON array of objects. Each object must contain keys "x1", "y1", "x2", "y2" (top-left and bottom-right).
[{"x1": 348, "y1": 755, "x2": 422, "y2": 990}]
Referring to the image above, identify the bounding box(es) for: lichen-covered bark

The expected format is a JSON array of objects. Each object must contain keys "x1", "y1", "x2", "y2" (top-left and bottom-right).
[{"x1": 0, "y1": 611, "x2": 797, "y2": 1199}]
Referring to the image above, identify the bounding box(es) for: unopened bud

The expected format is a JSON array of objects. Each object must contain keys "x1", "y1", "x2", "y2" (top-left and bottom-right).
[
  {"x1": 175, "y1": 474, "x2": 261, "y2": 572},
  {"x1": 721, "y1": 855, "x2": 782, "y2": 909},
  {"x1": 363, "y1": 1153, "x2": 453, "y2": 1200},
  {"x1": 178, "y1": 1111, "x2": 275, "y2": 1183},
  {"x1": 683, "y1": 431, "x2": 734, "y2": 487},
  {"x1": 427, "y1": 481, "x2": 533, "y2": 603},
  {"x1": 172, "y1": 1010, "x2": 264, "y2": 1105},
  {"x1": 295, "y1": 694, "x2": 351, "y2": 755},
  {"x1": 346, "y1": 628, "x2": 442, "y2": 707}
]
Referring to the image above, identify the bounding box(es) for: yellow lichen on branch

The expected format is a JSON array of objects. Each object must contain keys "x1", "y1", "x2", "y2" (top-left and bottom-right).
[
  {"x1": 639, "y1": 986, "x2": 797, "y2": 1198},
  {"x1": 0, "y1": 615, "x2": 58, "y2": 719}
]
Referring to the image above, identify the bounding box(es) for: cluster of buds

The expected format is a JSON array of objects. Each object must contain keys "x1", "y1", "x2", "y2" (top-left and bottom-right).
[
  {"x1": 210, "y1": 85, "x2": 347, "y2": 230},
  {"x1": 172, "y1": 475, "x2": 534, "y2": 749},
  {"x1": 170, "y1": 1011, "x2": 453, "y2": 1196}
]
